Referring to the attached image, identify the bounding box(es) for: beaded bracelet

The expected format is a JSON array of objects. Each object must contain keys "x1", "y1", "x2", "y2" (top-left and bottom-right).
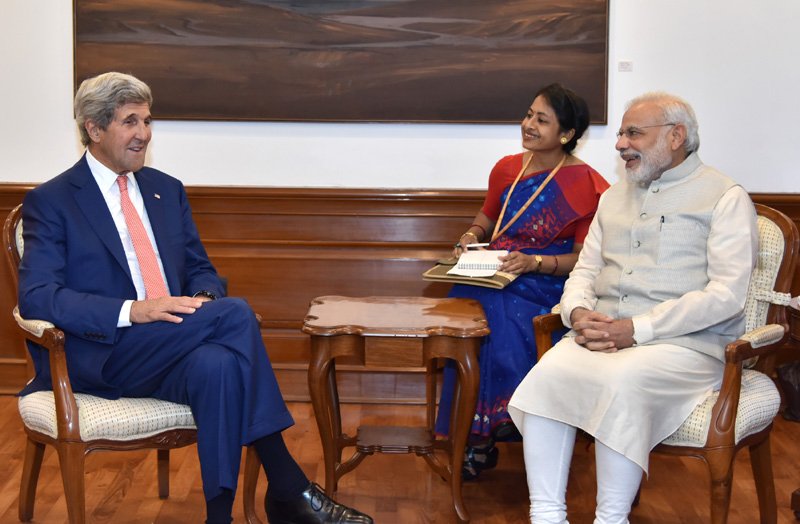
[{"x1": 551, "y1": 255, "x2": 559, "y2": 275}]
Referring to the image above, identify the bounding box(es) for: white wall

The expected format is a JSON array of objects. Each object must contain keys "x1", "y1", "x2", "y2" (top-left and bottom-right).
[{"x1": 1, "y1": 0, "x2": 798, "y2": 191}]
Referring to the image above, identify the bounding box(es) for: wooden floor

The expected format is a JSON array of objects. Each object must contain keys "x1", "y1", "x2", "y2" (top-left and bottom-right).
[{"x1": 0, "y1": 395, "x2": 798, "y2": 524}]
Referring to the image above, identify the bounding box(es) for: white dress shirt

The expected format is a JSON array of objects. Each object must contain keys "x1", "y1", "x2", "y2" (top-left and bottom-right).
[{"x1": 86, "y1": 149, "x2": 170, "y2": 326}]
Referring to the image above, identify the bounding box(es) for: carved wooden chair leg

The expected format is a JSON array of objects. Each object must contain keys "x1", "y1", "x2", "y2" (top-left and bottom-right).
[
  {"x1": 748, "y1": 436, "x2": 777, "y2": 524},
  {"x1": 57, "y1": 442, "x2": 87, "y2": 524},
  {"x1": 243, "y1": 445, "x2": 263, "y2": 524},
  {"x1": 157, "y1": 449, "x2": 170, "y2": 499},
  {"x1": 706, "y1": 450, "x2": 735, "y2": 524},
  {"x1": 18, "y1": 438, "x2": 45, "y2": 521}
]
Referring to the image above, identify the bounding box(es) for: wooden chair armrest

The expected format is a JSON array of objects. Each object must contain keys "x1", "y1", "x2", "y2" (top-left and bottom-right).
[
  {"x1": 704, "y1": 323, "x2": 787, "y2": 448},
  {"x1": 13, "y1": 306, "x2": 81, "y2": 441},
  {"x1": 704, "y1": 359, "x2": 742, "y2": 448},
  {"x1": 724, "y1": 324, "x2": 788, "y2": 364},
  {"x1": 13, "y1": 306, "x2": 56, "y2": 338},
  {"x1": 533, "y1": 312, "x2": 565, "y2": 360}
]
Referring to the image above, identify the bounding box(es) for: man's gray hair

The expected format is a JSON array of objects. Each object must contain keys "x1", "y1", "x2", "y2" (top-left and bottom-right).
[
  {"x1": 74, "y1": 72, "x2": 153, "y2": 146},
  {"x1": 626, "y1": 92, "x2": 700, "y2": 154}
]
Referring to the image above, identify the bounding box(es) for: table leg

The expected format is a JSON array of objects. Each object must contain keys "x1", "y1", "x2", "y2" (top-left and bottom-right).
[
  {"x1": 308, "y1": 338, "x2": 338, "y2": 495},
  {"x1": 425, "y1": 359, "x2": 438, "y2": 431},
  {"x1": 451, "y1": 342, "x2": 480, "y2": 524},
  {"x1": 327, "y1": 357, "x2": 344, "y2": 469},
  {"x1": 242, "y1": 446, "x2": 262, "y2": 524},
  {"x1": 424, "y1": 357, "x2": 453, "y2": 479}
]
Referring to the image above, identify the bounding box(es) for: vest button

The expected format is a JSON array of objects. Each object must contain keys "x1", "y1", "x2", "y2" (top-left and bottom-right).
[
  {"x1": 652, "y1": 187, "x2": 660, "y2": 193},
  {"x1": 640, "y1": 213, "x2": 647, "y2": 219},
  {"x1": 622, "y1": 295, "x2": 629, "y2": 302},
  {"x1": 633, "y1": 240, "x2": 641, "y2": 248},
  {"x1": 625, "y1": 268, "x2": 633, "y2": 275}
]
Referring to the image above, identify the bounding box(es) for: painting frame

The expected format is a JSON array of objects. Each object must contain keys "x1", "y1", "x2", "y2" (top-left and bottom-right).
[{"x1": 74, "y1": 0, "x2": 609, "y2": 124}]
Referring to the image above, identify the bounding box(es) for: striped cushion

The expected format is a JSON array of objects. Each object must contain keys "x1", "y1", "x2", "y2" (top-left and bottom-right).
[
  {"x1": 18, "y1": 391, "x2": 196, "y2": 441},
  {"x1": 662, "y1": 369, "x2": 780, "y2": 447}
]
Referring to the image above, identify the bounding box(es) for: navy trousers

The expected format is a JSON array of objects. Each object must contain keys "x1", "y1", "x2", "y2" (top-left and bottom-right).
[{"x1": 101, "y1": 297, "x2": 294, "y2": 500}]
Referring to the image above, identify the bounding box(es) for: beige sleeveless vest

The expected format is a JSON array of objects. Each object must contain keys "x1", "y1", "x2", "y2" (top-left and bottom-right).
[{"x1": 593, "y1": 153, "x2": 742, "y2": 359}]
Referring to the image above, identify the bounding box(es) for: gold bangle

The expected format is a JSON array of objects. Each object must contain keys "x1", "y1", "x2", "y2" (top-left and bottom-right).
[
  {"x1": 534, "y1": 254, "x2": 543, "y2": 273},
  {"x1": 470, "y1": 223, "x2": 487, "y2": 240},
  {"x1": 462, "y1": 231, "x2": 478, "y2": 241}
]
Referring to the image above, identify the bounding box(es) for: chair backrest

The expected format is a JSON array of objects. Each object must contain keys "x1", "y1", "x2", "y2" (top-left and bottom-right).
[
  {"x1": 3, "y1": 203, "x2": 23, "y2": 290},
  {"x1": 744, "y1": 204, "x2": 799, "y2": 334}
]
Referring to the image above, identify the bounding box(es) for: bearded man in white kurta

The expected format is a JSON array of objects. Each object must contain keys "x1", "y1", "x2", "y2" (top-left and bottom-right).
[{"x1": 508, "y1": 92, "x2": 758, "y2": 524}]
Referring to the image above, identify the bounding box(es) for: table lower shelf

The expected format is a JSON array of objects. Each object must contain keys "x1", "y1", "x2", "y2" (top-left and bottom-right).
[
  {"x1": 355, "y1": 425, "x2": 434, "y2": 455},
  {"x1": 344, "y1": 425, "x2": 451, "y2": 486}
]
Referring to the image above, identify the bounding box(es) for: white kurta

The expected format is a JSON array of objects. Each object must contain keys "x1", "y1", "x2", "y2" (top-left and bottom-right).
[
  {"x1": 509, "y1": 339, "x2": 721, "y2": 472},
  {"x1": 509, "y1": 155, "x2": 758, "y2": 472}
]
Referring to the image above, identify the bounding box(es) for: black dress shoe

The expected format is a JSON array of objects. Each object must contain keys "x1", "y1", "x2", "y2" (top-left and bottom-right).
[
  {"x1": 265, "y1": 482, "x2": 374, "y2": 524},
  {"x1": 491, "y1": 420, "x2": 521, "y2": 441},
  {"x1": 462, "y1": 443, "x2": 499, "y2": 481}
]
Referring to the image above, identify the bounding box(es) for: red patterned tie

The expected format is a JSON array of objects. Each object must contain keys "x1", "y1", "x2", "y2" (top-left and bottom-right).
[{"x1": 116, "y1": 175, "x2": 169, "y2": 299}]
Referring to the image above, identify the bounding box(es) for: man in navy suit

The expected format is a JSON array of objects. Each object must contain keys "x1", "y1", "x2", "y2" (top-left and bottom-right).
[{"x1": 18, "y1": 72, "x2": 372, "y2": 524}]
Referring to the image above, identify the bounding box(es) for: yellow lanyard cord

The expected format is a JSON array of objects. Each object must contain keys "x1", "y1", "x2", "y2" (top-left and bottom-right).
[{"x1": 491, "y1": 154, "x2": 567, "y2": 242}]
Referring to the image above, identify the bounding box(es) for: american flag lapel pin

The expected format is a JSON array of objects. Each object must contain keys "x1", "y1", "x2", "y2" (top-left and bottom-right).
[{"x1": 154, "y1": 193, "x2": 161, "y2": 199}]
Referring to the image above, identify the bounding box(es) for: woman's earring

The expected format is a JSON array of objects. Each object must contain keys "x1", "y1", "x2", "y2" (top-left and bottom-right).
[{"x1": 560, "y1": 136, "x2": 568, "y2": 145}]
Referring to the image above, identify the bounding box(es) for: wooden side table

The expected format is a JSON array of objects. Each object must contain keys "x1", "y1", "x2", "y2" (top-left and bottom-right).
[{"x1": 303, "y1": 295, "x2": 488, "y2": 523}]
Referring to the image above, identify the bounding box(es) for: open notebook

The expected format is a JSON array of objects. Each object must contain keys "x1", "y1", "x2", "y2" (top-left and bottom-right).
[
  {"x1": 447, "y1": 250, "x2": 507, "y2": 277},
  {"x1": 422, "y1": 250, "x2": 518, "y2": 289}
]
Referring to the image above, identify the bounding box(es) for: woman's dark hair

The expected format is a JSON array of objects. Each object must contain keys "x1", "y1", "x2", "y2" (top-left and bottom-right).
[{"x1": 532, "y1": 83, "x2": 590, "y2": 153}]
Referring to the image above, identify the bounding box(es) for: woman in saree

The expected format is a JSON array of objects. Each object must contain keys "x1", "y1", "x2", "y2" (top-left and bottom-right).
[{"x1": 435, "y1": 83, "x2": 610, "y2": 479}]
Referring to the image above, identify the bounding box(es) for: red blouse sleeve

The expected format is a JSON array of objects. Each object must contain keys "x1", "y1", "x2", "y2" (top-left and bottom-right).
[{"x1": 481, "y1": 154, "x2": 523, "y2": 221}]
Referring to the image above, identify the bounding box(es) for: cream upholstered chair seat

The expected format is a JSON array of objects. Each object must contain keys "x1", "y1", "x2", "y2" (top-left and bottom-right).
[
  {"x1": 662, "y1": 368, "x2": 780, "y2": 447},
  {"x1": 18, "y1": 390, "x2": 196, "y2": 442},
  {"x1": 13, "y1": 306, "x2": 197, "y2": 443}
]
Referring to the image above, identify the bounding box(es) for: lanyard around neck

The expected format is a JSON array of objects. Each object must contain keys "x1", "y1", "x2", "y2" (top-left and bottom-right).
[{"x1": 491, "y1": 153, "x2": 567, "y2": 242}]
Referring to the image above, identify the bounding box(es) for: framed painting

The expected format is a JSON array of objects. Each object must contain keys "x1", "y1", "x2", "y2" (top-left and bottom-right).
[{"x1": 74, "y1": 0, "x2": 608, "y2": 123}]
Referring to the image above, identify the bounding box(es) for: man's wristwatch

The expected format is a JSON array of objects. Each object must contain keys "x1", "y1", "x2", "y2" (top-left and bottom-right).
[{"x1": 193, "y1": 290, "x2": 217, "y2": 301}]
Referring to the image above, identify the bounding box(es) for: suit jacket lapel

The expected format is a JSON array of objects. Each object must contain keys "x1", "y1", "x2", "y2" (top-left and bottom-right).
[{"x1": 69, "y1": 156, "x2": 133, "y2": 281}]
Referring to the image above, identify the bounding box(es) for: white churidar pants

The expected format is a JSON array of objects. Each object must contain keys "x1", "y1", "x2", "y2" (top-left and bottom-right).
[{"x1": 521, "y1": 413, "x2": 642, "y2": 524}]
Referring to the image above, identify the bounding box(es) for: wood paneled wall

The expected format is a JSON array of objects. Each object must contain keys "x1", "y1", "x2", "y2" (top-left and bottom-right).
[{"x1": 0, "y1": 184, "x2": 797, "y2": 401}]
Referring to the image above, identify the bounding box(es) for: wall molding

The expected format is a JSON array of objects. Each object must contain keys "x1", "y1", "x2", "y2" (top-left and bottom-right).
[{"x1": 0, "y1": 184, "x2": 797, "y2": 401}]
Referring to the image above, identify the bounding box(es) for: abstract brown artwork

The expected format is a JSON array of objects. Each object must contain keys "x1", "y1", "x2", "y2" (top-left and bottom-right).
[{"x1": 74, "y1": 0, "x2": 608, "y2": 123}]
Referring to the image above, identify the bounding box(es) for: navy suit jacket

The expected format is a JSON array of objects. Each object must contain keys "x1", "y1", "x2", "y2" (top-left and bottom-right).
[{"x1": 18, "y1": 155, "x2": 225, "y2": 397}]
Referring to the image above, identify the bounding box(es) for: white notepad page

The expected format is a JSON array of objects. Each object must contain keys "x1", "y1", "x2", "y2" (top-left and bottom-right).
[{"x1": 447, "y1": 250, "x2": 508, "y2": 277}]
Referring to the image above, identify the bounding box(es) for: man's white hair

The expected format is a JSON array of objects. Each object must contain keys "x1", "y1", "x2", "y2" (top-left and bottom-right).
[{"x1": 626, "y1": 92, "x2": 700, "y2": 154}]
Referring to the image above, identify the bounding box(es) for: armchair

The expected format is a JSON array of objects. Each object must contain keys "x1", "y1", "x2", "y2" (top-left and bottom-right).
[
  {"x1": 532, "y1": 203, "x2": 799, "y2": 524},
  {"x1": 3, "y1": 203, "x2": 200, "y2": 524}
]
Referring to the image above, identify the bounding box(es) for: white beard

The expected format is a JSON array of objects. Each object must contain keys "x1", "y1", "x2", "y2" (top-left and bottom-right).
[{"x1": 624, "y1": 133, "x2": 673, "y2": 185}]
